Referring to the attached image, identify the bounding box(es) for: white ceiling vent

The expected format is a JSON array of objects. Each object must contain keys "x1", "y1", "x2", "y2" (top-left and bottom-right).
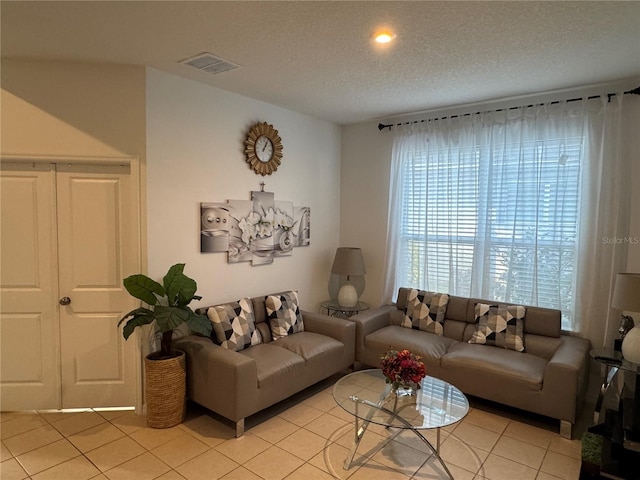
[{"x1": 179, "y1": 52, "x2": 239, "y2": 75}]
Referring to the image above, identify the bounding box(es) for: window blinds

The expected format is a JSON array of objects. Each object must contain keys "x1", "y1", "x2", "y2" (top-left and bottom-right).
[{"x1": 398, "y1": 136, "x2": 582, "y2": 329}]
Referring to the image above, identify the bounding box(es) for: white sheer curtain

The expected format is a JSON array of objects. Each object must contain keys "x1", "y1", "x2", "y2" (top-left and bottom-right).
[
  {"x1": 575, "y1": 95, "x2": 633, "y2": 347},
  {"x1": 383, "y1": 95, "x2": 633, "y2": 346},
  {"x1": 382, "y1": 125, "x2": 430, "y2": 303}
]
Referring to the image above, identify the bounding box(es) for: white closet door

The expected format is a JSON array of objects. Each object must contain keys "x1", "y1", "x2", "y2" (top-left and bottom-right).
[
  {"x1": 1, "y1": 161, "x2": 140, "y2": 410},
  {"x1": 1, "y1": 163, "x2": 60, "y2": 410},
  {"x1": 56, "y1": 163, "x2": 139, "y2": 408}
]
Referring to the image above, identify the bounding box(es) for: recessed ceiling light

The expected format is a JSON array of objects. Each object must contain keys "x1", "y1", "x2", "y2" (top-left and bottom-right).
[{"x1": 373, "y1": 30, "x2": 396, "y2": 44}]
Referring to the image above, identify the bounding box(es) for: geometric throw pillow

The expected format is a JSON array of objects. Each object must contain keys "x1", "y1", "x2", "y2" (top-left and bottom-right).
[
  {"x1": 265, "y1": 291, "x2": 304, "y2": 340},
  {"x1": 468, "y1": 303, "x2": 526, "y2": 352},
  {"x1": 207, "y1": 297, "x2": 261, "y2": 352},
  {"x1": 400, "y1": 289, "x2": 449, "y2": 336}
]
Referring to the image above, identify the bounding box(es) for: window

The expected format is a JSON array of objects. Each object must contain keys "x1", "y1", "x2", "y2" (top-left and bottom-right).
[{"x1": 396, "y1": 125, "x2": 583, "y2": 330}]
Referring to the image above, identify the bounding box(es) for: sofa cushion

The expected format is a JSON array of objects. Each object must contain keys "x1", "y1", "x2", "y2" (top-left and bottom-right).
[
  {"x1": 442, "y1": 342, "x2": 545, "y2": 391},
  {"x1": 273, "y1": 331, "x2": 343, "y2": 361},
  {"x1": 207, "y1": 298, "x2": 261, "y2": 351},
  {"x1": 266, "y1": 291, "x2": 304, "y2": 340},
  {"x1": 466, "y1": 297, "x2": 561, "y2": 337},
  {"x1": 400, "y1": 289, "x2": 449, "y2": 335},
  {"x1": 240, "y1": 344, "x2": 305, "y2": 389},
  {"x1": 364, "y1": 325, "x2": 456, "y2": 369},
  {"x1": 469, "y1": 303, "x2": 525, "y2": 352},
  {"x1": 274, "y1": 331, "x2": 346, "y2": 378}
]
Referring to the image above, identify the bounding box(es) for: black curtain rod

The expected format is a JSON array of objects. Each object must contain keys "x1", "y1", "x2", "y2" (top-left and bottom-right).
[{"x1": 378, "y1": 86, "x2": 640, "y2": 131}]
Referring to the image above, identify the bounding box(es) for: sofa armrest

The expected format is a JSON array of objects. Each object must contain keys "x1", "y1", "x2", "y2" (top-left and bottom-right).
[
  {"x1": 302, "y1": 310, "x2": 355, "y2": 342},
  {"x1": 301, "y1": 310, "x2": 356, "y2": 366},
  {"x1": 175, "y1": 335, "x2": 257, "y2": 422},
  {"x1": 351, "y1": 305, "x2": 395, "y2": 362},
  {"x1": 543, "y1": 335, "x2": 591, "y2": 423}
]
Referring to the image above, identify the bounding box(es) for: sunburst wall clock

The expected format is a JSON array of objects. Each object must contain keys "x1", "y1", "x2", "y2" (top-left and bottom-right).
[{"x1": 244, "y1": 122, "x2": 283, "y2": 176}]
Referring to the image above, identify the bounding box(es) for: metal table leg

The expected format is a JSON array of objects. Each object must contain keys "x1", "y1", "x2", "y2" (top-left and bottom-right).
[
  {"x1": 344, "y1": 393, "x2": 385, "y2": 469},
  {"x1": 594, "y1": 364, "x2": 619, "y2": 424},
  {"x1": 345, "y1": 396, "x2": 455, "y2": 480}
]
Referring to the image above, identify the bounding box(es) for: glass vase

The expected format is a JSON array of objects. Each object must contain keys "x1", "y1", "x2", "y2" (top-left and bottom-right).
[{"x1": 391, "y1": 381, "x2": 417, "y2": 397}]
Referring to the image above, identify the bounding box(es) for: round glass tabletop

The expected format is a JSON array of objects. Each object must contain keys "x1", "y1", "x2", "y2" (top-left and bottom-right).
[
  {"x1": 321, "y1": 300, "x2": 370, "y2": 313},
  {"x1": 590, "y1": 348, "x2": 640, "y2": 373},
  {"x1": 332, "y1": 369, "x2": 469, "y2": 430}
]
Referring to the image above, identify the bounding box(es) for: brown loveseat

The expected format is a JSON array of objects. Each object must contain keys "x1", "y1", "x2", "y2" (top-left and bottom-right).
[
  {"x1": 352, "y1": 287, "x2": 591, "y2": 438},
  {"x1": 175, "y1": 292, "x2": 355, "y2": 437}
]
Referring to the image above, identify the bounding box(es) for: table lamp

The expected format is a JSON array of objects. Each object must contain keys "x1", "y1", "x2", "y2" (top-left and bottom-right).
[
  {"x1": 612, "y1": 273, "x2": 640, "y2": 364},
  {"x1": 331, "y1": 247, "x2": 366, "y2": 307}
]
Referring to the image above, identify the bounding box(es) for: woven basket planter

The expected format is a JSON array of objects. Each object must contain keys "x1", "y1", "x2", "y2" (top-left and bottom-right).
[{"x1": 144, "y1": 350, "x2": 186, "y2": 428}]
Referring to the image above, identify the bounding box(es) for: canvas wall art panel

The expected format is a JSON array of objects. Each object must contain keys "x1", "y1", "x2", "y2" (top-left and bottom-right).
[{"x1": 200, "y1": 190, "x2": 310, "y2": 266}]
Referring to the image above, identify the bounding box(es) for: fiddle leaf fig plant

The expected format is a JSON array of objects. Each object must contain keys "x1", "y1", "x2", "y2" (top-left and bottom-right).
[{"x1": 118, "y1": 263, "x2": 212, "y2": 359}]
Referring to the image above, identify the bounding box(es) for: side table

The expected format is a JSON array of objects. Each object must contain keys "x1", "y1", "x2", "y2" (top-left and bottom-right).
[
  {"x1": 589, "y1": 348, "x2": 640, "y2": 480},
  {"x1": 321, "y1": 300, "x2": 370, "y2": 318},
  {"x1": 590, "y1": 349, "x2": 639, "y2": 424}
]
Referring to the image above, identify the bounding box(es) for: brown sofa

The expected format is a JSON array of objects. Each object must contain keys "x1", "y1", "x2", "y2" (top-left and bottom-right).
[
  {"x1": 352, "y1": 287, "x2": 591, "y2": 438},
  {"x1": 175, "y1": 293, "x2": 355, "y2": 437}
]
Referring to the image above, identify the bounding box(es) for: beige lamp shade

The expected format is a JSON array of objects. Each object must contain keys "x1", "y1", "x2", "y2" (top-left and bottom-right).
[
  {"x1": 331, "y1": 247, "x2": 366, "y2": 277},
  {"x1": 612, "y1": 273, "x2": 640, "y2": 312}
]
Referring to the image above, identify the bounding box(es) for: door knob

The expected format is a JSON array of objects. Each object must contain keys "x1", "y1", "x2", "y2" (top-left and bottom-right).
[{"x1": 59, "y1": 297, "x2": 71, "y2": 306}]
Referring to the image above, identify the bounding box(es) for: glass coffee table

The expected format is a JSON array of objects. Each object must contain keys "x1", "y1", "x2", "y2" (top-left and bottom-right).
[{"x1": 333, "y1": 369, "x2": 469, "y2": 479}]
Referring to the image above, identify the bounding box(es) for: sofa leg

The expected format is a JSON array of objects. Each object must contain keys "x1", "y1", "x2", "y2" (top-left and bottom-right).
[
  {"x1": 235, "y1": 418, "x2": 245, "y2": 438},
  {"x1": 560, "y1": 420, "x2": 572, "y2": 439}
]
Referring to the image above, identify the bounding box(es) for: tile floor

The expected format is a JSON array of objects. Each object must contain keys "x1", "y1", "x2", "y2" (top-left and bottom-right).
[{"x1": 1, "y1": 374, "x2": 586, "y2": 480}]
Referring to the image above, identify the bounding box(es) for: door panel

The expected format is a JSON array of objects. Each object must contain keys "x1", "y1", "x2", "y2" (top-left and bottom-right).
[
  {"x1": 56, "y1": 164, "x2": 139, "y2": 408},
  {"x1": 72, "y1": 313, "x2": 123, "y2": 381},
  {"x1": 0, "y1": 163, "x2": 60, "y2": 409},
  {"x1": 66, "y1": 177, "x2": 120, "y2": 288}
]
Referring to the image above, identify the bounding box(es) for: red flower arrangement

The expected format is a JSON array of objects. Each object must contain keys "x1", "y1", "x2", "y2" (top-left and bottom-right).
[{"x1": 380, "y1": 349, "x2": 426, "y2": 390}]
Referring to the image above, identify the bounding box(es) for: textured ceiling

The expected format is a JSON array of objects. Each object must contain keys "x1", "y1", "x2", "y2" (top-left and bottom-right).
[{"x1": 2, "y1": 1, "x2": 640, "y2": 124}]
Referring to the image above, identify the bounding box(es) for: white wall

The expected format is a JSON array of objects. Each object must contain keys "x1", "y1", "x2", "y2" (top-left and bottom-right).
[
  {"x1": 340, "y1": 121, "x2": 393, "y2": 306},
  {"x1": 146, "y1": 69, "x2": 341, "y2": 310},
  {"x1": 1, "y1": 59, "x2": 146, "y2": 159},
  {"x1": 341, "y1": 94, "x2": 640, "y2": 309}
]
